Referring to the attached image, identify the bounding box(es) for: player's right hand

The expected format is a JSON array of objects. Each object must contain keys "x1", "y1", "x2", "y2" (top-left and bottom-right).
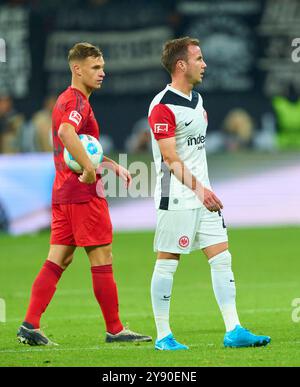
[
  {"x1": 200, "y1": 187, "x2": 223, "y2": 212},
  {"x1": 78, "y1": 168, "x2": 96, "y2": 184}
]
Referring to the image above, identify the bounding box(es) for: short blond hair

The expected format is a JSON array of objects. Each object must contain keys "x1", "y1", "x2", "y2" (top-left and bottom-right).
[
  {"x1": 68, "y1": 42, "x2": 102, "y2": 63},
  {"x1": 161, "y1": 37, "x2": 200, "y2": 74}
]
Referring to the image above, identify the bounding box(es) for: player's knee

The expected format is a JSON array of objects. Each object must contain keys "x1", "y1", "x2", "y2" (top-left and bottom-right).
[
  {"x1": 101, "y1": 245, "x2": 112, "y2": 261},
  {"x1": 203, "y1": 241, "x2": 228, "y2": 260},
  {"x1": 104, "y1": 252, "x2": 113, "y2": 265},
  {"x1": 62, "y1": 255, "x2": 74, "y2": 269},
  {"x1": 87, "y1": 244, "x2": 113, "y2": 266},
  {"x1": 46, "y1": 255, "x2": 72, "y2": 270},
  {"x1": 157, "y1": 251, "x2": 180, "y2": 260}
]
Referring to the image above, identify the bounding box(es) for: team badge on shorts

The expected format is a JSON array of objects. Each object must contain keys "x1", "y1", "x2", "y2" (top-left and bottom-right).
[{"x1": 178, "y1": 235, "x2": 190, "y2": 249}]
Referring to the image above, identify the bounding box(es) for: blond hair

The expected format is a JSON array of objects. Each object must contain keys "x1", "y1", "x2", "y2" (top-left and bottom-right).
[{"x1": 68, "y1": 42, "x2": 102, "y2": 63}]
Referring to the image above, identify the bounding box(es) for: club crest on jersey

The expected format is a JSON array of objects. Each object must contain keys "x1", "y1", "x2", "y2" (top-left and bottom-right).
[
  {"x1": 69, "y1": 110, "x2": 82, "y2": 126},
  {"x1": 178, "y1": 235, "x2": 190, "y2": 248},
  {"x1": 154, "y1": 123, "x2": 168, "y2": 133}
]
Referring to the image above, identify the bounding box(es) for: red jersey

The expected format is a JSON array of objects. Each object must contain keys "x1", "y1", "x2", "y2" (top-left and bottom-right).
[{"x1": 51, "y1": 86, "x2": 102, "y2": 204}]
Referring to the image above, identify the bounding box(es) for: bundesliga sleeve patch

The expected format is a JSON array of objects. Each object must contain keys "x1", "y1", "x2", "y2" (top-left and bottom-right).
[
  {"x1": 149, "y1": 104, "x2": 176, "y2": 139},
  {"x1": 154, "y1": 123, "x2": 168, "y2": 133},
  {"x1": 69, "y1": 110, "x2": 82, "y2": 126}
]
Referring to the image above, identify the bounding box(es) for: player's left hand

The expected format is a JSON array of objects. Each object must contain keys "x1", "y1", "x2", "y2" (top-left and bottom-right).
[
  {"x1": 116, "y1": 165, "x2": 132, "y2": 189},
  {"x1": 78, "y1": 168, "x2": 96, "y2": 184}
]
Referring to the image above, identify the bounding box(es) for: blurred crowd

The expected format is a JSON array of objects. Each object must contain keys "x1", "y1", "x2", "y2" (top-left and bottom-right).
[
  {"x1": 1, "y1": 0, "x2": 299, "y2": 155},
  {"x1": 0, "y1": 94, "x2": 118, "y2": 154},
  {"x1": 0, "y1": 94, "x2": 55, "y2": 153},
  {"x1": 0, "y1": 93, "x2": 281, "y2": 155},
  {"x1": 125, "y1": 109, "x2": 279, "y2": 155}
]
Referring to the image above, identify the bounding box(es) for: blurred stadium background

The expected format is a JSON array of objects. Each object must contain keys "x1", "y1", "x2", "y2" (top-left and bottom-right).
[
  {"x1": 1, "y1": 0, "x2": 300, "y2": 368},
  {"x1": 0, "y1": 0, "x2": 299, "y2": 234}
]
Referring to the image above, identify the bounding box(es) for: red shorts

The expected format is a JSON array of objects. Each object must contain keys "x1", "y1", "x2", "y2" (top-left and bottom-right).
[{"x1": 50, "y1": 196, "x2": 112, "y2": 247}]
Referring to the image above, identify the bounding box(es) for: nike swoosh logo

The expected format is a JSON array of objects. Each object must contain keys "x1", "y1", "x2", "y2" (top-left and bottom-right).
[
  {"x1": 163, "y1": 295, "x2": 171, "y2": 299},
  {"x1": 185, "y1": 120, "x2": 193, "y2": 126}
]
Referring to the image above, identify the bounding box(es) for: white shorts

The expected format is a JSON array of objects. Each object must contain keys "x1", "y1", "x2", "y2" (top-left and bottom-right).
[{"x1": 154, "y1": 207, "x2": 228, "y2": 254}]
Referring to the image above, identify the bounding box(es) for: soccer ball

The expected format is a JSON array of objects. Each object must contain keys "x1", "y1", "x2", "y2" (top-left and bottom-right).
[{"x1": 64, "y1": 134, "x2": 103, "y2": 173}]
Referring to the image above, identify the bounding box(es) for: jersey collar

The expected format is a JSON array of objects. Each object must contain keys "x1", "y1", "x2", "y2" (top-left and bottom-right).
[
  {"x1": 69, "y1": 86, "x2": 88, "y2": 100},
  {"x1": 166, "y1": 84, "x2": 193, "y2": 101}
]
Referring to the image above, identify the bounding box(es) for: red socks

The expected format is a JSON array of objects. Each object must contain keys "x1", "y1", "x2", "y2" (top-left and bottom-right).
[
  {"x1": 24, "y1": 260, "x2": 63, "y2": 329},
  {"x1": 24, "y1": 261, "x2": 122, "y2": 335},
  {"x1": 91, "y1": 264, "x2": 123, "y2": 335}
]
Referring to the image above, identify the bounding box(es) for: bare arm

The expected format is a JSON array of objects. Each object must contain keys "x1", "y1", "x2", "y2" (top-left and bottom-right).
[
  {"x1": 101, "y1": 155, "x2": 132, "y2": 188},
  {"x1": 158, "y1": 137, "x2": 223, "y2": 212},
  {"x1": 58, "y1": 123, "x2": 96, "y2": 184},
  {"x1": 102, "y1": 155, "x2": 118, "y2": 171}
]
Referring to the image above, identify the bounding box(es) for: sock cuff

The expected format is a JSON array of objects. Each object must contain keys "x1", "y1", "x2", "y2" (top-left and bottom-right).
[
  {"x1": 208, "y1": 250, "x2": 232, "y2": 268},
  {"x1": 44, "y1": 260, "x2": 64, "y2": 279},
  {"x1": 154, "y1": 259, "x2": 179, "y2": 274},
  {"x1": 91, "y1": 264, "x2": 113, "y2": 274}
]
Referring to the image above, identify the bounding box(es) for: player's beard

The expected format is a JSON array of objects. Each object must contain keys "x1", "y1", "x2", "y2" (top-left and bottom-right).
[
  {"x1": 187, "y1": 71, "x2": 202, "y2": 87},
  {"x1": 192, "y1": 77, "x2": 202, "y2": 87},
  {"x1": 88, "y1": 82, "x2": 101, "y2": 91},
  {"x1": 196, "y1": 72, "x2": 204, "y2": 85},
  {"x1": 95, "y1": 80, "x2": 103, "y2": 89}
]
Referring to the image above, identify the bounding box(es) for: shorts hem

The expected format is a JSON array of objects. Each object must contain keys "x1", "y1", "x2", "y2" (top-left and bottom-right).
[
  {"x1": 154, "y1": 247, "x2": 193, "y2": 255},
  {"x1": 50, "y1": 241, "x2": 76, "y2": 246},
  {"x1": 76, "y1": 239, "x2": 112, "y2": 247}
]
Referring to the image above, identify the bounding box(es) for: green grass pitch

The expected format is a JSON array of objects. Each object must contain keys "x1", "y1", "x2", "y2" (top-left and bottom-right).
[{"x1": 0, "y1": 226, "x2": 300, "y2": 367}]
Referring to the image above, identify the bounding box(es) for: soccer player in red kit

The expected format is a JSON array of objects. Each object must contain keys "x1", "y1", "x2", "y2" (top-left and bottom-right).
[{"x1": 17, "y1": 42, "x2": 152, "y2": 346}]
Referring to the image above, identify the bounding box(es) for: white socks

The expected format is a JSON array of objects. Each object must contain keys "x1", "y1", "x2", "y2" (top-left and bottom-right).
[
  {"x1": 151, "y1": 259, "x2": 178, "y2": 340},
  {"x1": 209, "y1": 250, "x2": 240, "y2": 332},
  {"x1": 151, "y1": 251, "x2": 240, "y2": 339}
]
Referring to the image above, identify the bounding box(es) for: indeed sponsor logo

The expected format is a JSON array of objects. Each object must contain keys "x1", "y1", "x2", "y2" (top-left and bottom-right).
[{"x1": 187, "y1": 134, "x2": 206, "y2": 146}]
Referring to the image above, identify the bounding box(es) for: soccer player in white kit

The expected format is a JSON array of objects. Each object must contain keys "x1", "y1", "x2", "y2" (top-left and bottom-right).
[{"x1": 148, "y1": 37, "x2": 271, "y2": 350}]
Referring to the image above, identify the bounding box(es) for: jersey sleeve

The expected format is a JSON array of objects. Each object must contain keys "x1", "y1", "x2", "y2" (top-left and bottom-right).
[
  {"x1": 60, "y1": 97, "x2": 86, "y2": 132},
  {"x1": 148, "y1": 104, "x2": 176, "y2": 140}
]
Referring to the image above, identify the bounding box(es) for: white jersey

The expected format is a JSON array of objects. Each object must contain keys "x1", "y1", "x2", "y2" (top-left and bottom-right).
[{"x1": 148, "y1": 84, "x2": 211, "y2": 210}]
